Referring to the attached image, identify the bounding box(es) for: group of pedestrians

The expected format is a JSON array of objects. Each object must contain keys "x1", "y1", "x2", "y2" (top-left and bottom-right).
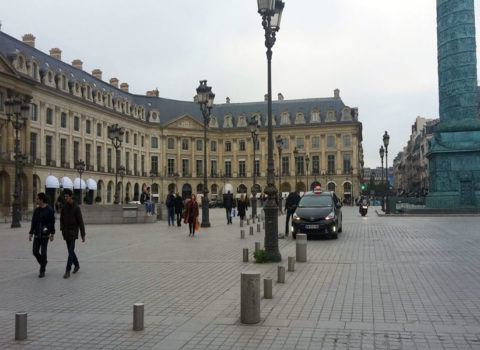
[
  {"x1": 29, "y1": 189, "x2": 86, "y2": 279},
  {"x1": 165, "y1": 190, "x2": 199, "y2": 237},
  {"x1": 223, "y1": 191, "x2": 249, "y2": 224}
]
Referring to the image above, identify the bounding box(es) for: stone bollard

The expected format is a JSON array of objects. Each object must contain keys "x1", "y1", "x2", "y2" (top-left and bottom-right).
[
  {"x1": 241, "y1": 272, "x2": 260, "y2": 324},
  {"x1": 133, "y1": 303, "x2": 144, "y2": 331},
  {"x1": 296, "y1": 233, "x2": 307, "y2": 262},
  {"x1": 288, "y1": 256, "x2": 295, "y2": 272},
  {"x1": 257, "y1": 223, "x2": 261, "y2": 233},
  {"x1": 15, "y1": 312, "x2": 27, "y2": 341},
  {"x1": 277, "y1": 266, "x2": 285, "y2": 283},
  {"x1": 255, "y1": 241, "x2": 261, "y2": 253},
  {"x1": 250, "y1": 226, "x2": 254, "y2": 235},
  {"x1": 240, "y1": 230, "x2": 245, "y2": 239},
  {"x1": 240, "y1": 220, "x2": 244, "y2": 227},
  {"x1": 264, "y1": 278, "x2": 273, "y2": 299},
  {"x1": 243, "y1": 248, "x2": 249, "y2": 262}
]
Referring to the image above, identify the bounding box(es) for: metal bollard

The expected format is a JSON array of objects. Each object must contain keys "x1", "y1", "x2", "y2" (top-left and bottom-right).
[
  {"x1": 257, "y1": 223, "x2": 261, "y2": 233},
  {"x1": 240, "y1": 220, "x2": 244, "y2": 227},
  {"x1": 288, "y1": 256, "x2": 295, "y2": 272},
  {"x1": 241, "y1": 272, "x2": 260, "y2": 324},
  {"x1": 277, "y1": 266, "x2": 285, "y2": 283},
  {"x1": 255, "y1": 241, "x2": 261, "y2": 253},
  {"x1": 243, "y1": 248, "x2": 249, "y2": 262},
  {"x1": 240, "y1": 230, "x2": 245, "y2": 239},
  {"x1": 264, "y1": 278, "x2": 273, "y2": 299},
  {"x1": 15, "y1": 312, "x2": 27, "y2": 341},
  {"x1": 296, "y1": 233, "x2": 307, "y2": 262},
  {"x1": 250, "y1": 226, "x2": 254, "y2": 235},
  {"x1": 133, "y1": 303, "x2": 144, "y2": 331}
]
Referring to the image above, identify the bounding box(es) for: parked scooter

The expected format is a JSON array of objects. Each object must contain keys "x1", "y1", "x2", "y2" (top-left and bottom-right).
[{"x1": 359, "y1": 204, "x2": 368, "y2": 216}]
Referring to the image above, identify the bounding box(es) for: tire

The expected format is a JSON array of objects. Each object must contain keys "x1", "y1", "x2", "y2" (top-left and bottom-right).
[
  {"x1": 292, "y1": 233, "x2": 296, "y2": 239},
  {"x1": 331, "y1": 232, "x2": 338, "y2": 239}
]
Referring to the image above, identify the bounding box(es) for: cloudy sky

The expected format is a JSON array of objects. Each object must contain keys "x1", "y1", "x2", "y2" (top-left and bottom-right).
[{"x1": 1, "y1": 0, "x2": 479, "y2": 168}]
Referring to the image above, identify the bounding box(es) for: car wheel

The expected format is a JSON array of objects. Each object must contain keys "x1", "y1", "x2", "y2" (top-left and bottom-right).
[
  {"x1": 292, "y1": 233, "x2": 296, "y2": 239},
  {"x1": 331, "y1": 232, "x2": 338, "y2": 239}
]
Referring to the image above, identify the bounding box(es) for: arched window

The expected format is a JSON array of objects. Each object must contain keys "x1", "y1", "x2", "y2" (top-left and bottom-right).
[
  {"x1": 107, "y1": 182, "x2": 113, "y2": 203},
  {"x1": 328, "y1": 182, "x2": 336, "y2": 192}
]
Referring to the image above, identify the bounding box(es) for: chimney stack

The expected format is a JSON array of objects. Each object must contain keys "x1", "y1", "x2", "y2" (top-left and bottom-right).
[
  {"x1": 71, "y1": 59, "x2": 83, "y2": 70},
  {"x1": 334, "y1": 88, "x2": 340, "y2": 98},
  {"x1": 146, "y1": 89, "x2": 159, "y2": 97},
  {"x1": 120, "y1": 82, "x2": 129, "y2": 92},
  {"x1": 22, "y1": 34, "x2": 36, "y2": 48},
  {"x1": 109, "y1": 78, "x2": 119, "y2": 88},
  {"x1": 278, "y1": 93, "x2": 284, "y2": 101},
  {"x1": 92, "y1": 69, "x2": 102, "y2": 80},
  {"x1": 226, "y1": 97, "x2": 230, "y2": 104},
  {"x1": 264, "y1": 94, "x2": 269, "y2": 101},
  {"x1": 49, "y1": 48, "x2": 62, "y2": 60}
]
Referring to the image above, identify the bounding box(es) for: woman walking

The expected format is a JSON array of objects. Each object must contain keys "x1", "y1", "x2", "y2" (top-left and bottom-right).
[
  {"x1": 174, "y1": 193, "x2": 184, "y2": 227},
  {"x1": 184, "y1": 194, "x2": 199, "y2": 236},
  {"x1": 237, "y1": 194, "x2": 248, "y2": 221}
]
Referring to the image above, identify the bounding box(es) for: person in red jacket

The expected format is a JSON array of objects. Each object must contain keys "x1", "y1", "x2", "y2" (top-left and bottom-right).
[{"x1": 184, "y1": 194, "x2": 199, "y2": 237}]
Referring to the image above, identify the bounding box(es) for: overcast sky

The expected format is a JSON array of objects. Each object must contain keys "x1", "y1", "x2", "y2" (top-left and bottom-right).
[{"x1": 1, "y1": 0, "x2": 479, "y2": 168}]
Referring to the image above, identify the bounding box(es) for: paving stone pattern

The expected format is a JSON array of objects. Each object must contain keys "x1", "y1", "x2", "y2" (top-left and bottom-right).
[{"x1": 0, "y1": 207, "x2": 480, "y2": 349}]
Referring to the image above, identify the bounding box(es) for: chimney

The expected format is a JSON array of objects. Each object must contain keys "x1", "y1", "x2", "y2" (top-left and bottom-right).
[
  {"x1": 49, "y1": 48, "x2": 62, "y2": 60},
  {"x1": 22, "y1": 34, "x2": 36, "y2": 48},
  {"x1": 226, "y1": 97, "x2": 230, "y2": 104},
  {"x1": 120, "y1": 82, "x2": 129, "y2": 92},
  {"x1": 71, "y1": 59, "x2": 83, "y2": 70},
  {"x1": 92, "y1": 69, "x2": 102, "y2": 80},
  {"x1": 264, "y1": 94, "x2": 269, "y2": 101},
  {"x1": 146, "y1": 89, "x2": 159, "y2": 97},
  {"x1": 278, "y1": 93, "x2": 284, "y2": 101},
  {"x1": 334, "y1": 88, "x2": 340, "y2": 98},
  {"x1": 109, "y1": 78, "x2": 119, "y2": 88}
]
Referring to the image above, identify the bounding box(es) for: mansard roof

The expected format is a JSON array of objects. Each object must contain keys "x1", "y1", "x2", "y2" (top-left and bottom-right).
[{"x1": 0, "y1": 30, "x2": 360, "y2": 129}]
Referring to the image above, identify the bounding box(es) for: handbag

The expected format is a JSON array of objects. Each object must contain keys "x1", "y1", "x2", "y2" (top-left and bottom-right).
[
  {"x1": 195, "y1": 217, "x2": 199, "y2": 231},
  {"x1": 232, "y1": 208, "x2": 236, "y2": 217}
]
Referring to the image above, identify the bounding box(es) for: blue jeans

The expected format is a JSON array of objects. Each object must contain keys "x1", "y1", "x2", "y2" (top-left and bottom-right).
[
  {"x1": 145, "y1": 201, "x2": 152, "y2": 213},
  {"x1": 65, "y1": 240, "x2": 79, "y2": 272},
  {"x1": 225, "y1": 208, "x2": 232, "y2": 223},
  {"x1": 168, "y1": 207, "x2": 175, "y2": 226}
]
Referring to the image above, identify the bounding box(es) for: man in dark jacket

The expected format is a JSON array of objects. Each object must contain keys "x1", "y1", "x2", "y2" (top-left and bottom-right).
[
  {"x1": 223, "y1": 190, "x2": 234, "y2": 224},
  {"x1": 166, "y1": 190, "x2": 176, "y2": 226},
  {"x1": 60, "y1": 189, "x2": 86, "y2": 279},
  {"x1": 29, "y1": 192, "x2": 55, "y2": 278},
  {"x1": 284, "y1": 190, "x2": 301, "y2": 237}
]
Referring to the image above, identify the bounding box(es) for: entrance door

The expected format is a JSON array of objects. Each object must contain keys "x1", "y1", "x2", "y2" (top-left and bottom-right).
[{"x1": 460, "y1": 181, "x2": 474, "y2": 206}]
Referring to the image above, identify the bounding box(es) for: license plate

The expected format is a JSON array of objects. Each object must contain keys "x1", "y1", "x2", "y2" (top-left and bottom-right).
[{"x1": 305, "y1": 224, "x2": 319, "y2": 229}]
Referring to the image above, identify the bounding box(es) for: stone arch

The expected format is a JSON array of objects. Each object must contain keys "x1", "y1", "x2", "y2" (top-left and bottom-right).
[
  {"x1": 168, "y1": 183, "x2": 176, "y2": 193},
  {"x1": 182, "y1": 183, "x2": 192, "y2": 199},
  {"x1": 126, "y1": 182, "x2": 132, "y2": 201},
  {"x1": 0, "y1": 171, "x2": 11, "y2": 213},
  {"x1": 20, "y1": 173, "x2": 29, "y2": 210},
  {"x1": 311, "y1": 181, "x2": 321, "y2": 191},
  {"x1": 237, "y1": 184, "x2": 247, "y2": 194},
  {"x1": 197, "y1": 183, "x2": 203, "y2": 194},
  {"x1": 211, "y1": 184, "x2": 218, "y2": 197},
  {"x1": 297, "y1": 181, "x2": 306, "y2": 192},
  {"x1": 328, "y1": 182, "x2": 336, "y2": 192},
  {"x1": 97, "y1": 180, "x2": 104, "y2": 204},
  {"x1": 33, "y1": 174, "x2": 41, "y2": 206},
  {"x1": 107, "y1": 181, "x2": 114, "y2": 203},
  {"x1": 280, "y1": 182, "x2": 291, "y2": 193},
  {"x1": 133, "y1": 183, "x2": 140, "y2": 201}
]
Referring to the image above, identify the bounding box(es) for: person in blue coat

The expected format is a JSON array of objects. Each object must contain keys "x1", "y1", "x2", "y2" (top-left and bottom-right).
[{"x1": 29, "y1": 192, "x2": 55, "y2": 278}]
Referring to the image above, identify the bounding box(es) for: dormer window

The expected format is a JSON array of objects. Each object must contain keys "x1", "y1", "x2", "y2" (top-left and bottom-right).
[
  {"x1": 237, "y1": 115, "x2": 247, "y2": 127},
  {"x1": 311, "y1": 110, "x2": 321, "y2": 123},
  {"x1": 280, "y1": 112, "x2": 290, "y2": 125},
  {"x1": 252, "y1": 114, "x2": 262, "y2": 126},
  {"x1": 31, "y1": 61, "x2": 39, "y2": 81},
  {"x1": 17, "y1": 56, "x2": 24, "y2": 70},
  {"x1": 223, "y1": 115, "x2": 233, "y2": 128},
  {"x1": 326, "y1": 110, "x2": 336, "y2": 122},
  {"x1": 294, "y1": 113, "x2": 306, "y2": 124},
  {"x1": 341, "y1": 108, "x2": 352, "y2": 121},
  {"x1": 48, "y1": 72, "x2": 53, "y2": 83},
  {"x1": 209, "y1": 115, "x2": 218, "y2": 128}
]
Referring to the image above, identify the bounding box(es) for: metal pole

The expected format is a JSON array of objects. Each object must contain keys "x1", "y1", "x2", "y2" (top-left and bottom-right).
[
  {"x1": 252, "y1": 134, "x2": 257, "y2": 219},
  {"x1": 278, "y1": 147, "x2": 282, "y2": 213},
  {"x1": 201, "y1": 107, "x2": 210, "y2": 227},
  {"x1": 385, "y1": 147, "x2": 390, "y2": 214},
  {"x1": 11, "y1": 118, "x2": 21, "y2": 228}
]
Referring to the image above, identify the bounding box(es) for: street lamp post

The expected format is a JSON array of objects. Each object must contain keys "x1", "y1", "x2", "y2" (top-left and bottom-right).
[
  {"x1": 305, "y1": 154, "x2": 310, "y2": 192},
  {"x1": 5, "y1": 97, "x2": 29, "y2": 228},
  {"x1": 276, "y1": 135, "x2": 284, "y2": 213},
  {"x1": 257, "y1": 0, "x2": 284, "y2": 262},
  {"x1": 249, "y1": 118, "x2": 259, "y2": 218},
  {"x1": 196, "y1": 80, "x2": 215, "y2": 228},
  {"x1": 349, "y1": 165, "x2": 354, "y2": 205},
  {"x1": 107, "y1": 124, "x2": 124, "y2": 205},
  {"x1": 383, "y1": 131, "x2": 390, "y2": 214},
  {"x1": 118, "y1": 166, "x2": 125, "y2": 204},
  {"x1": 379, "y1": 145, "x2": 385, "y2": 211},
  {"x1": 293, "y1": 147, "x2": 299, "y2": 191},
  {"x1": 75, "y1": 160, "x2": 85, "y2": 205}
]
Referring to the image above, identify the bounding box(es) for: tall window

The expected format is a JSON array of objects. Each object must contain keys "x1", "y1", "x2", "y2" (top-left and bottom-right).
[
  {"x1": 151, "y1": 156, "x2": 158, "y2": 174},
  {"x1": 86, "y1": 120, "x2": 91, "y2": 134},
  {"x1": 116, "y1": 149, "x2": 121, "y2": 169},
  {"x1": 46, "y1": 108, "x2": 53, "y2": 125},
  {"x1": 327, "y1": 136, "x2": 335, "y2": 147},
  {"x1": 312, "y1": 155, "x2": 320, "y2": 174},
  {"x1": 125, "y1": 152, "x2": 130, "y2": 171},
  {"x1": 97, "y1": 146, "x2": 102, "y2": 169},
  {"x1": 211, "y1": 141, "x2": 217, "y2": 152},
  {"x1": 211, "y1": 159, "x2": 217, "y2": 176},
  {"x1": 254, "y1": 159, "x2": 260, "y2": 176},
  {"x1": 196, "y1": 159, "x2": 202, "y2": 176},
  {"x1": 296, "y1": 156, "x2": 304, "y2": 175},
  {"x1": 168, "y1": 138, "x2": 174, "y2": 149},
  {"x1": 141, "y1": 136, "x2": 144, "y2": 147},
  {"x1": 328, "y1": 155, "x2": 335, "y2": 173},
  {"x1": 182, "y1": 139, "x2": 189, "y2": 150},
  {"x1": 107, "y1": 149, "x2": 112, "y2": 169},
  {"x1": 196, "y1": 140, "x2": 202, "y2": 151},
  {"x1": 141, "y1": 155, "x2": 145, "y2": 174},
  {"x1": 133, "y1": 153, "x2": 138, "y2": 173},
  {"x1": 61, "y1": 139, "x2": 67, "y2": 165},
  {"x1": 296, "y1": 138, "x2": 304, "y2": 150},
  {"x1": 282, "y1": 156, "x2": 289, "y2": 175},
  {"x1": 168, "y1": 158, "x2": 175, "y2": 175},
  {"x1": 0, "y1": 91, "x2": 3, "y2": 111},
  {"x1": 225, "y1": 161, "x2": 232, "y2": 177},
  {"x1": 225, "y1": 141, "x2": 231, "y2": 152},
  {"x1": 61, "y1": 112, "x2": 67, "y2": 128},
  {"x1": 97, "y1": 123, "x2": 102, "y2": 137},
  {"x1": 30, "y1": 103, "x2": 38, "y2": 121},
  {"x1": 239, "y1": 160, "x2": 246, "y2": 177},
  {"x1": 343, "y1": 154, "x2": 351, "y2": 173},
  {"x1": 30, "y1": 132, "x2": 37, "y2": 161},
  {"x1": 73, "y1": 141, "x2": 79, "y2": 164},
  {"x1": 134, "y1": 134, "x2": 138, "y2": 146},
  {"x1": 125, "y1": 132, "x2": 129, "y2": 143},
  {"x1": 254, "y1": 139, "x2": 260, "y2": 151},
  {"x1": 74, "y1": 116, "x2": 80, "y2": 131},
  {"x1": 239, "y1": 141, "x2": 246, "y2": 151},
  {"x1": 182, "y1": 159, "x2": 189, "y2": 175},
  {"x1": 312, "y1": 137, "x2": 320, "y2": 149},
  {"x1": 45, "y1": 135, "x2": 52, "y2": 162},
  {"x1": 343, "y1": 135, "x2": 351, "y2": 147},
  {"x1": 151, "y1": 137, "x2": 158, "y2": 148},
  {"x1": 85, "y1": 144, "x2": 91, "y2": 166}
]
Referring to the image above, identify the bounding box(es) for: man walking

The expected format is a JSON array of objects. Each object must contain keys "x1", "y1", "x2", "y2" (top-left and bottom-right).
[
  {"x1": 166, "y1": 190, "x2": 176, "y2": 226},
  {"x1": 60, "y1": 189, "x2": 86, "y2": 279},
  {"x1": 284, "y1": 190, "x2": 301, "y2": 237},
  {"x1": 29, "y1": 192, "x2": 55, "y2": 278},
  {"x1": 223, "y1": 190, "x2": 234, "y2": 224}
]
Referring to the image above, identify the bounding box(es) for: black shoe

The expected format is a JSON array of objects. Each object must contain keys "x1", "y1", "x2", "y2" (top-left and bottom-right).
[
  {"x1": 63, "y1": 271, "x2": 70, "y2": 279},
  {"x1": 38, "y1": 272, "x2": 45, "y2": 278},
  {"x1": 73, "y1": 266, "x2": 80, "y2": 274}
]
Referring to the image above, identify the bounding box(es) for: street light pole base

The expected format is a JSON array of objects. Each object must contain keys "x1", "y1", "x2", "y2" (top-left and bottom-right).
[
  {"x1": 200, "y1": 222, "x2": 211, "y2": 228},
  {"x1": 263, "y1": 203, "x2": 282, "y2": 262}
]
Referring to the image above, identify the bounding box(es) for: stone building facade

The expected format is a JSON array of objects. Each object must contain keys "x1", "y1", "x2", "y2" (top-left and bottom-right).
[{"x1": 0, "y1": 31, "x2": 363, "y2": 214}]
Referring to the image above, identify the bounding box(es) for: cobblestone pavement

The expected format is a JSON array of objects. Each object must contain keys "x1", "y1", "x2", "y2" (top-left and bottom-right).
[{"x1": 1, "y1": 206, "x2": 480, "y2": 349}]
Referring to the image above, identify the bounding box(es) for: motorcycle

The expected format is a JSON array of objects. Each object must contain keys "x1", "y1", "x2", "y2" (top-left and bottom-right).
[{"x1": 359, "y1": 204, "x2": 368, "y2": 216}]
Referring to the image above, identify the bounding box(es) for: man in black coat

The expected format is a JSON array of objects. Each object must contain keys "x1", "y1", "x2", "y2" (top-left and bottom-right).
[
  {"x1": 60, "y1": 189, "x2": 86, "y2": 279},
  {"x1": 223, "y1": 190, "x2": 234, "y2": 224},
  {"x1": 284, "y1": 190, "x2": 301, "y2": 237},
  {"x1": 29, "y1": 192, "x2": 55, "y2": 278}
]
